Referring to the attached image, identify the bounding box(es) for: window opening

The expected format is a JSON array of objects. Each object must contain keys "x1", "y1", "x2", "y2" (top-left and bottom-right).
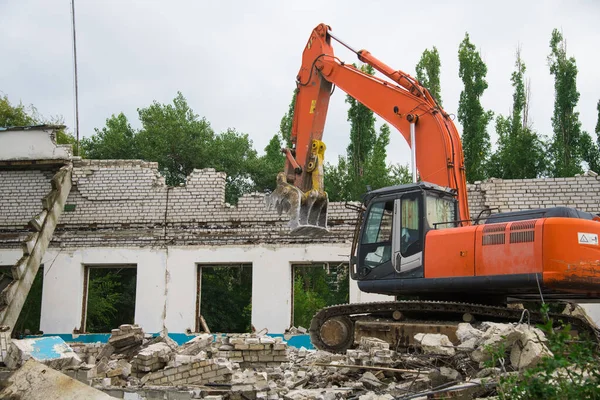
[
  {"x1": 82, "y1": 265, "x2": 136, "y2": 333},
  {"x1": 0, "y1": 265, "x2": 44, "y2": 338},
  {"x1": 291, "y1": 262, "x2": 349, "y2": 329},
  {"x1": 197, "y1": 264, "x2": 252, "y2": 333}
]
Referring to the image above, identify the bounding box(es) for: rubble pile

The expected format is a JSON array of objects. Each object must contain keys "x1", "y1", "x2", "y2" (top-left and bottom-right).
[
  {"x1": 72, "y1": 342, "x2": 103, "y2": 364},
  {"x1": 217, "y1": 334, "x2": 288, "y2": 367},
  {"x1": 0, "y1": 321, "x2": 556, "y2": 399}
]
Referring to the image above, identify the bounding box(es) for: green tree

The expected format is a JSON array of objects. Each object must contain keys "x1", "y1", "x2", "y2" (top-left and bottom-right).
[
  {"x1": 580, "y1": 100, "x2": 600, "y2": 173},
  {"x1": 0, "y1": 94, "x2": 38, "y2": 126},
  {"x1": 364, "y1": 124, "x2": 408, "y2": 189},
  {"x1": 325, "y1": 124, "x2": 411, "y2": 202},
  {"x1": 250, "y1": 89, "x2": 297, "y2": 194},
  {"x1": 488, "y1": 50, "x2": 547, "y2": 179},
  {"x1": 8, "y1": 268, "x2": 43, "y2": 337},
  {"x1": 458, "y1": 33, "x2": 494, "y2": 182},
  {"x1": 415, "y1": 47, "x2": 443, "y2": 106},
  {"x1": 85, "y1": 93, "x2": 260, "y2": 203},
  {"x1": 86, "y1": 268, "x2": 136, "y2": 333},
  {"x1": 324, "y1": 156, "x2": 352, "y2": 202},
  {"x1": 136, "y1": 92, "x2": 216, "y2": 185},
  {"x1": 597, "y1": 100, "x2": 600, "y2": 138},
  {"x1": 346, "y1": 64, "x2": 377, "y2": 183},
  {"x1": 0, "y1": 93, "x2": 79, "y2": 154},
  {"x1": 251, "y1": 134, "x2": 285, "y2": 193},
  {"x1": 548, "y1": 29, "x2": 586, "y2": 177},
  {"x1": 210, "y1": 128, "x2": 258, "y2": 203},
  {"x1": 81, "y1": 113, "x2": 138, "y2": 159},
  {"x1": 293, "y1": 263, "x2": 349, "y2": 328},
  {"x1": 200, "y1": 266, "x2": 252, "y2": 333},
  {"x1": 279, "y1": 90, "x2": 297, "y2": 148}
]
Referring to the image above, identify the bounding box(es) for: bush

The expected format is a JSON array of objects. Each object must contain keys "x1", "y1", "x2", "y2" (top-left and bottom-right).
[{"x1": 490, "y1": 304, "x2": 600, "y2": 399}]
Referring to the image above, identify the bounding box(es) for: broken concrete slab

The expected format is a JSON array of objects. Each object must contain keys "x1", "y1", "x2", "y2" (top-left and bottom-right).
[
  {"x1": 359, "y1": 371, "x2": 383, "y2": 390},
  {"x1": 456, "y1": 323, "x2": 484, "y2": 343},
  {"x1": 0, "y1": 359, "x2": 114, "y2": 399},
  {"x1": 4, "y1": 336, "x2": 82, "y2": 370},
  {"x1": 510, "y1": 326, "x2": 553, "y2": 370},
  {"x1": 414, "y1": 333, "x2": 456, "y2": 356}
]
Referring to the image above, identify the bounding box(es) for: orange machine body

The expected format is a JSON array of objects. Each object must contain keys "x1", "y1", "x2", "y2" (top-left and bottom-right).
[
  {"x1": 424, "y1": 218, "x2": 600, "y2": 299},
  {"x1": 284, "y1": 23, "x2": 600, "y2": 303}
]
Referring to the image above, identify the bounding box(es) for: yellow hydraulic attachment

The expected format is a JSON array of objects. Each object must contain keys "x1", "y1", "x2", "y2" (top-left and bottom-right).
[{"x1": 266, "y1": 140, "x2": 328, "y2": 237}]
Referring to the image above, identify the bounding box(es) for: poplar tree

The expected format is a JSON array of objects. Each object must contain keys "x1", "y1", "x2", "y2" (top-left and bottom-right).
[
  {"x1": 547, "y1": 29, "x2": 585, "y2": 177},
  {"x1": 415, "y1": 47, "x2": 443, "y2": 106},
  {"x1": 488, "y1": 50, "x2": 547, "y2": 178},
  {"x1": 582, "y1": 99, "x2": 600, "y2": 172},
  {"x1": 346, "y1": 64, "x2": 377, "y2": 181},
  {"x1": 457, "y1": 33, "x2": 494, "y2": 182}
]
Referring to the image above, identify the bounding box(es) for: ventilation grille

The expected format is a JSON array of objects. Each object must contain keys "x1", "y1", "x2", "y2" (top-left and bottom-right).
[
  {"x1": 483, "y1": 223, "x2": 507, "y2": 233},
  {"x1": 510, "y1": 220, "x2": 537, "y2": 231},
  {"x1": 482, "y1": 233, "x2": 506, "y2": 246},
  {"x1": 510, "y1": 230, "x2": 535, "y2": 243}
]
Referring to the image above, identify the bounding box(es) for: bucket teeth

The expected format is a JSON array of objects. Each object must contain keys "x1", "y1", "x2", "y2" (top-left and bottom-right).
[{"x1": 266, "y1": 173, "x2": 329, "y2": 237}]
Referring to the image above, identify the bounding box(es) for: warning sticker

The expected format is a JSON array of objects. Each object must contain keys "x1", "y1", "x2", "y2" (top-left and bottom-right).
[{"x1": 578, "y1": 232, "x2": 599, "y2": 245}]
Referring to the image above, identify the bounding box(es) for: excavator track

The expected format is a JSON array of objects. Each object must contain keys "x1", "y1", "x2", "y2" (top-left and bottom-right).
[{"x1": 309, "y1": 300, "x2": 600, "y2": 353}]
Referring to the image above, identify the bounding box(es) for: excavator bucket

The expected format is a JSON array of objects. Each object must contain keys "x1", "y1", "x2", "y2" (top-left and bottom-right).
[{"x1": 266, "y1": 173, "x2": 328, "y2": 237}]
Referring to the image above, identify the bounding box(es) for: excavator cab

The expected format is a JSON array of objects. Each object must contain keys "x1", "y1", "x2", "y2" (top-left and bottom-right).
[{"x1": 351, "y1": 182, "x2": 458, "y2": 282}]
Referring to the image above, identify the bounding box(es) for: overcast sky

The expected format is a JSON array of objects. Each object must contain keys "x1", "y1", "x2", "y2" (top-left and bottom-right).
[{"x1": 1, "y1": 0, "x2": 599, "y2": 166}]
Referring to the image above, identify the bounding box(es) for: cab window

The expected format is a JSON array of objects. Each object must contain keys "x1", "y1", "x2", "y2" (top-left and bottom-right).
[
  {"x1": 361, "y1": 200, "x2": 394, "y2": 268},
  {"x1": 400, "y1": 194, "x2": 422, "y2": 257}
]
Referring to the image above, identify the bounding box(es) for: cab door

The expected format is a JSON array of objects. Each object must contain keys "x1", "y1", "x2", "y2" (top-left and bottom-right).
[
  {"x1": 356, "y1": 198, "x2": 397, "y2": 280},
  {"x1": 391, "y1": 191, "x2": 424, "y2": 278}
]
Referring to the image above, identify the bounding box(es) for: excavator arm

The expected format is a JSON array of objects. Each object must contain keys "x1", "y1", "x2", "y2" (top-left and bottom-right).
[{"x1": 267, "y1": 23, "x2": 470, "y2": 235}]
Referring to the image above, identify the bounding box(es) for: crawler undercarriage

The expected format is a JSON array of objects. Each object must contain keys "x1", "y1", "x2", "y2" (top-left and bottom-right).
[{"x1": 310, "y1": 300, "x2": 599, "y2": 353}]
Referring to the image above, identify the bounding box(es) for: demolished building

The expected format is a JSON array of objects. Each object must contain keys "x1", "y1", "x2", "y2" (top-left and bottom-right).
[{"x1": 1, "y1": 126, "x2": 600, "y2": 341}]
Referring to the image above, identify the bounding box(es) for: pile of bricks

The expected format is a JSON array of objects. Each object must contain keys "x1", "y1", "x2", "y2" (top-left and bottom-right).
[
  {"x1": 346, "y1": 337, "x2": 393, "y2": 366},
  {"x1": 131, "y1": 342, "x2": 172, "y2": 372},
  {"x1": 140, "y1": 358, "x2": 234, "y2": 386},
  {"x1": 71, "y1": 342, "x2": 103, "y2": 364},
  {"x1": 108, "y1": 324, "x2": 144, "y2": 353},
  {"x1": 216, "y1": 334, "x2": 288, "y2": 368}
]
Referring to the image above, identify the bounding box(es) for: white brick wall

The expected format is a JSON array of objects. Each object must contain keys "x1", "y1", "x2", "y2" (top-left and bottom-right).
[
  {"x1": 52, "y1": 160, "x2": 358, "y2": 247},
  {"x1": 0, "y1": 169, "x2": 55, "y2": 228},
  {"x1": 468, "y1": 173, "x2": 600, "y2": 218},
  {"x1": 2, "y1": 160, "x2": 599, "y2": 249}
]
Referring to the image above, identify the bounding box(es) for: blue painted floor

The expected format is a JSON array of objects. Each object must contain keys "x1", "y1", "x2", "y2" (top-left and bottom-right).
[{"x1": 25, "y1": 332, "x2": 315, "y2": 349}]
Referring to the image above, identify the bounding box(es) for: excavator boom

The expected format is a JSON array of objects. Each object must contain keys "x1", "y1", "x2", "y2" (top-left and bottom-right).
[{"x1": 267, "y1": 23, "x2": 470, "y2": 234}]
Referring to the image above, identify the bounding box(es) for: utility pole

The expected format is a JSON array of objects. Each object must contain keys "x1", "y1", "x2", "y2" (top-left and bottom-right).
[{"x1": 71, "y1": 0, "x2": 80, "y2": 155}]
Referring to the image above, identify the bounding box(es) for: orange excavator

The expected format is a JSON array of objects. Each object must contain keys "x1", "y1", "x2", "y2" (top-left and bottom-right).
[{"x1": 267, "y1": 23, "x2": 600, "y2": 352}]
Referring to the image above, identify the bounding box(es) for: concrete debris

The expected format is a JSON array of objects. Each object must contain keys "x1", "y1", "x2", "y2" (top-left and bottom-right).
[
  {"x1": 178, "y1": 333, "x2": 213, "y2": 355},
  {"x1": 359, "y1": 371, "x2": 383, "y2": 390},
  {"x1": 414, "y1": 333, "x2": 456, "y2": 356},
  {"x1": 509, "y1": 325, "x2": 552, "y2": 370},
  {"x1": 108, "y1": 324, "x2": 144, "y2": 354},
  {"x1": 0, "y1": 359, "x2": 114, "y2": 399},
  {"x1": 0, "y1": 321, "x2": 556, "y2": 399},
  {"x1": 5, "y1": 336, "x2": 82, "y2": 370},
  {"x1": 132, "y1": 342, "x2": 172, "y2": 372}
]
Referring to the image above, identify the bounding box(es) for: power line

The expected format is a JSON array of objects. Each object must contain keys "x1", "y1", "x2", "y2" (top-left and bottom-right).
[{"x1": 70, "y1": 0, "x2": 80, "y2": 155}]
